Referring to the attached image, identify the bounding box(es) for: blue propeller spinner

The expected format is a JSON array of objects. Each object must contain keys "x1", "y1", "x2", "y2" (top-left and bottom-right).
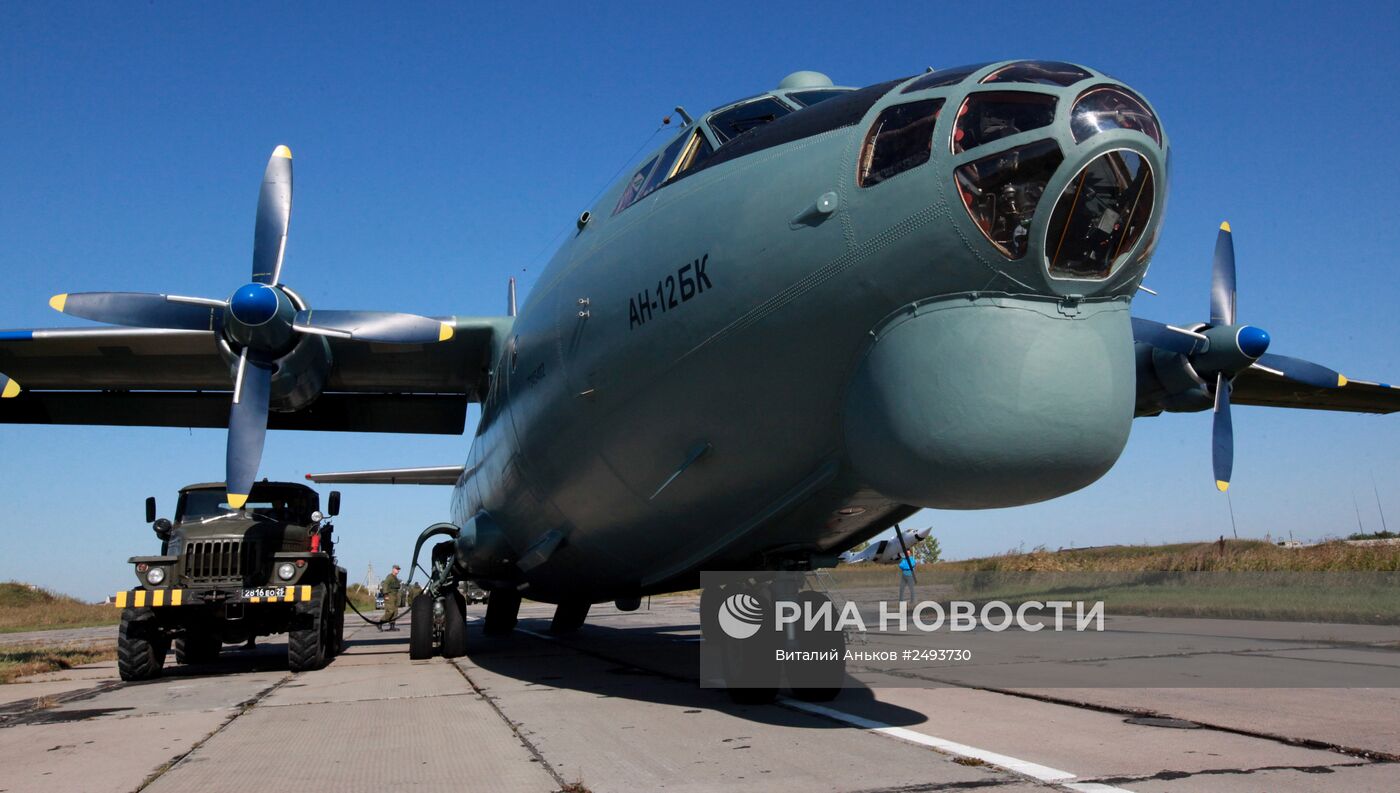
[{"x1": 45, "y1": 146, "x2": 456, "y2": 507}]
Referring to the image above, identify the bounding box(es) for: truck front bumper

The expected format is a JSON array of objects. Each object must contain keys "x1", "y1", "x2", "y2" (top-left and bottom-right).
[{"x1": 113, "y1": 585, "x2": 314, "y2": 608}]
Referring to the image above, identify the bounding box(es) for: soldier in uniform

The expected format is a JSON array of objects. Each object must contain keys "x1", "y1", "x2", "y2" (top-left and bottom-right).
[{"x1": 380, "y1": 564, "x2": 402, "y2": 631}]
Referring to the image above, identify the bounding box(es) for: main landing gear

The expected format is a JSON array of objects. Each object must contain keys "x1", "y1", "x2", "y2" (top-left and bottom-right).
[{"x1": 703, "y1": 579, "x2": 848, "y2": 705}]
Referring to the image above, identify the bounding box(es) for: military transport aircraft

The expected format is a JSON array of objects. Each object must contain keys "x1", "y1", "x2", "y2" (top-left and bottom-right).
[
  {"x1": 838, "y1": 525, "x2": 933, "y2": 565},
  {"x1": 4, "y1": 62, "x2": 1399, "y2": 697}
]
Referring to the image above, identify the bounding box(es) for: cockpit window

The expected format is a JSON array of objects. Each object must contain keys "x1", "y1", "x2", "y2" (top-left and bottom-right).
[
  {"x1": 900, "y1": 63, "x2": 991, "y2": 94},
  {"x1": 954, "y1": 139, "x2": 1063, "y2": 259},
  {"x1": 708, "y1": 97, "x2": 794, "y2": 145},
  {"x1": 859, "y1": 99, "x2": 944, "y2": 187},
  {"x1": 613, "y1": 155, "x2": 659, "y2": 216},
  {"x1": 1070, "y1": 86, "x2": 1161, "y2": 145},
  {"x1": 980, "y1": 61, "x2": 1091, "y2": 87},
  {"x1": 787, "y1": 89, "x2": 850, "y2": 107},
  {"x1": 1045, "y1": 149, "x2": 1154, "y2": 279},
  {"x1": 953, "y1": 92, "x2": 1057, "y2": 153}
]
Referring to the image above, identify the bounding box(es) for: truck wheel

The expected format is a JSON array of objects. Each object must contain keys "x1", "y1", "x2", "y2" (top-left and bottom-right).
[
  {"x1": 288, "y1": 586, "x2": 327, "y2": 672},
  {"x1": 175, "y1": 631, "x2": 221, "y2": 665},
  {"x1": 408, "y1": 594, "x2": 436, "y2": 660},
  {"x1": 441, "y1": 592, "x2": 467, "y2": 659},
  {"x1": 118, "y1": 608, "x2": 168, "y2": 682}
]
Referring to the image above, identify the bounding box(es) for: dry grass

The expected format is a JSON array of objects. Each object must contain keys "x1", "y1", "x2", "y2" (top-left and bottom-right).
[
  {"x1": 938, "y1": 539, "x2": 1400, "y2": 573},
  {"x1": 0, "y1": 582, "x2": 119, "y2": 634},
  {"x1": 0, "y1": 644, "x2": 115, "y2": 683},
  {"x1": 822, "y1": 541, "x2": 1400, "y2": 624}
]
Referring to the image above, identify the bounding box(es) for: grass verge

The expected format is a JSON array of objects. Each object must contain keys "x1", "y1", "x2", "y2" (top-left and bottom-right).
[
  {"x1": 0, "y1": 644, "x2": 116, "y2": 683},
  {"x1": 0, "y1": 582, "x2": 119, "y2": 634}
]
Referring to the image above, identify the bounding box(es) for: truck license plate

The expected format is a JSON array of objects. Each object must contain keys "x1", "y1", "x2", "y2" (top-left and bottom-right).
[{"x1": 242, "y1": 587, "x2": 286, "y2": 599}]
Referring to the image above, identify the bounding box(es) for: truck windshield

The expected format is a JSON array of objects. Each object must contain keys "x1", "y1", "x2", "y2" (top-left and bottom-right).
[{"x1": 177, "y1": 490, "x2": 301, "y2": 523}]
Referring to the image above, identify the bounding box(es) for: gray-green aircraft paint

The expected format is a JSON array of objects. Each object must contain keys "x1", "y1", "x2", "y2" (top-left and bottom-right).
[{"x1": 4, "y1": 61, "x2": 1399, "y2": 612}]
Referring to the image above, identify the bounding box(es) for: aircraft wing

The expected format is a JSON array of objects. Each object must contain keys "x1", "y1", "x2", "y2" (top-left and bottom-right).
[
  {"x1": 0, "y1": 317, "x2": 510, "y2": 433},
  {"x1": 1230, "y1": 369, "x2": 1400, "y2": 414},
  {"x1": 305, "y1": 465, "x2": 464, "y2": 485}
]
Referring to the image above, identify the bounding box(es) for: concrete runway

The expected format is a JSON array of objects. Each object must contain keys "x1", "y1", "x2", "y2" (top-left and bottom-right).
[{"x1": 1, "y1": 596, "x2": 1396, "y2": 792}]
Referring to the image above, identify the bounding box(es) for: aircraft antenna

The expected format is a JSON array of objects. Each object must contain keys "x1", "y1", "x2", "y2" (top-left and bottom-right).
[
  {"x1": 1225, "y1": 491, "x2": 1238, "y2": 539},
  {"x1": 1371, "y1": 471, "x2": 1389, "y2": 534},
  {"x1": 508, "y1": 277, "x2": 517, "y2": 317}
]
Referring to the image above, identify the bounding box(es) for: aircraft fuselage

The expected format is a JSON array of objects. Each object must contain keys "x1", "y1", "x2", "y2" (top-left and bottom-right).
[{"x1": 454, "y1": 63, "x2": 1168, "y2": 602}]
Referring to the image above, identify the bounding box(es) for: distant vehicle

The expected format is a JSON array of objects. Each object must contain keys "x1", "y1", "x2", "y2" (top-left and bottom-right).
[
  {"x1": 463, "y1": 580, "x2": 489, "y2": 605},
  {"x1": 115, "y1": 481, "x2": 347, "y2": 680},
  {"x1": 839, "y1": 526, "x2": 933, "y2": 564},
  {"x1": 375, "y1": 591, "x2": 385, "y2": 609}
]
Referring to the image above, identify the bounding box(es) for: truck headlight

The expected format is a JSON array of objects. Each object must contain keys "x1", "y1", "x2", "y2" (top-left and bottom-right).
[
  {"x1": 277, "y1": 563, "x2": 296, "y2": 581},
  {"x1": 146, "y1": 567, "x2": 166, "y2": 585}
]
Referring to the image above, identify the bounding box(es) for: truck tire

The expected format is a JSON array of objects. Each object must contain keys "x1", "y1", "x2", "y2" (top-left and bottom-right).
[
  {"x1": 408, "y1": 594, "x2": 435, "y2": 660},
  {"x1": 288, "y1": 586, "x2": 327, "y2": 672},
  {"x1": 175, "y1": 631, "x2": 221, "y2": 665},
  {"x1": 441, "y1": 592, "x2": 467, "y2": 659},
  {"x1": 118, "y1": 608, "x2": 168, "y2": 682}
]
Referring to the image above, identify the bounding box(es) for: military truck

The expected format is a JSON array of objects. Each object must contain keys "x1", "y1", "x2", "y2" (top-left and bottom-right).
[{"x1": 115, "y1": 481, "x2": 347, "y2": 680}]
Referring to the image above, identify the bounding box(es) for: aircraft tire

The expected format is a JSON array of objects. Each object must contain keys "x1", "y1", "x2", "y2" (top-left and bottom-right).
[
  {"x1": 408, "y1": 594, "x2": 436, "y2": 660},
  {"x1": 483, "y1": 589, "x2": 521, "y2": 636},
  {"x1": 549, "y1": 601, "x2": 590, "y2": 634},
  {"x1": 440, "y1": 592, "x2": 468, "y2": 658},
  {"x1": 721, "y1": 589, "x2": 780, "y2": 705},
  {"x1": 785, "y1": 591, "x2": 846, "y2": 702},
  {"x1": 288, "y1": 587, "x2": 328, "y2": 672},
  {"x1": 118, "y1": 607, "x2": 167, "y2": 682},
  {"x1": 175, "y1": 631, "x2": 221, "y2": 665}
]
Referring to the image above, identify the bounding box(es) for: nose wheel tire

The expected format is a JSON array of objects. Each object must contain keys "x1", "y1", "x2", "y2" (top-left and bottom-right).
[
  {"x1": 408, "y1": 593, "x2": 436, "y2": 660},
  {"x1": 441, "y1": 591, "x2": 468, "y2": 659},
  {"x1": 117, "y1": 607, "x2": 168, "y2": 682}
]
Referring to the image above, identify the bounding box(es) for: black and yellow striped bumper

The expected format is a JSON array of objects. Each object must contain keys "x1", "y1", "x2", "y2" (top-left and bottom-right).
[{"x1": 113, "y1": 585, "x2": 314, "y2": 608}]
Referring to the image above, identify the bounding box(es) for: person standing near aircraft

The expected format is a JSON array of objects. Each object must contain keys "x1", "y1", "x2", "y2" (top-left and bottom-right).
[
  {"x1": 380, "y1": 565, "x2": 402, "y2": 631},
  {"x1": 898, "y1": 554, "x2": 918, "y2": 604}
]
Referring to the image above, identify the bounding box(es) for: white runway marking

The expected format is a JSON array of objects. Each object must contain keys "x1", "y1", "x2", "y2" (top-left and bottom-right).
[{"x1": 783, "y1": 699, "x2": 1135, "y2": 792}]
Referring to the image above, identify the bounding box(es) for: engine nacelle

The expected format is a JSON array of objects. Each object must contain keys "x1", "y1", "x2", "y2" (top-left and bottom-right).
[{"x1": 1134, "y1": 342, "x2": 1212, "y2": 415}]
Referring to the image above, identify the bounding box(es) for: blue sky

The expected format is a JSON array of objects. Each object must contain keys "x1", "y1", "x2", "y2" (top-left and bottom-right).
[{"x1": 2, "y1": 2, "x2": 1398, "y2": 599}]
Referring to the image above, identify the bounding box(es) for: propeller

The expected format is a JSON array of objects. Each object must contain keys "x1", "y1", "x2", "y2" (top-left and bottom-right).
[
  {"x1": 48, "y1": 145, "x2": 456, "y2": 507},
  {"x1": 1135, "y1": 222, "x2": 1347, "y2": 491},
  {"x1": 0, "y1": 372, "x2": 19, "y2": 399}
]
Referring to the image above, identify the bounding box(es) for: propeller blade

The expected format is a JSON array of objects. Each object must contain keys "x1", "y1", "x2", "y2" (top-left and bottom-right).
[
  {"x1": 0, "y1": 372, "x2": 19, "y2": 399},
  {"x1": 1212, "y1": 372, "x2": 1234, "y2": 491},
  {"x1": 1131, "y1": 317, "x2": 1205, "y2": 356},
  {"x1": 1254, "y1": 353, "x2": 1347, "y2": 389},
  {"x1": 252, "y1": 145, "x2": 293, "y2": 286},
  {"x1": 48, "y1": 292, "x2": 223, "y2": 330},
  {"x1": 292, "y1": 310, "x2": 454, "y2": 344},
  {"x1": 226, "y1": 351, "x2": 273, "y2": 509},
  {"x1": 1210, "y1": 222, "x2": 1236, "y2": 326}
]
